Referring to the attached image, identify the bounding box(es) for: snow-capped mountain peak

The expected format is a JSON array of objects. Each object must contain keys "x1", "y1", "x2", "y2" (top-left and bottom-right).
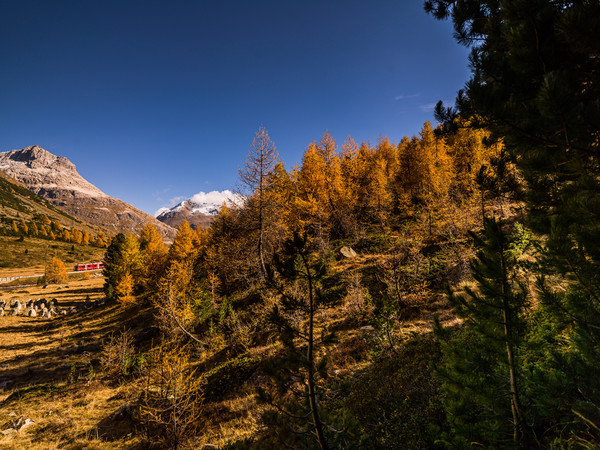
[{"x1": 155, "y1": 190, "x2": 242, "y2": 229}]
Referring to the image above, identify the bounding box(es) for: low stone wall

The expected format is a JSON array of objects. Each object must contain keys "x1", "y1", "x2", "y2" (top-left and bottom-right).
[{"x1": 0, "y1": 274, "x2": 43, "y2": 283}]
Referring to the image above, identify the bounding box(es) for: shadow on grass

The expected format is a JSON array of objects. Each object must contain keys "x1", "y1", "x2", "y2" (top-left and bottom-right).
[{"x1": 0, "y1": 302, "x2": 156, "y2": 395}]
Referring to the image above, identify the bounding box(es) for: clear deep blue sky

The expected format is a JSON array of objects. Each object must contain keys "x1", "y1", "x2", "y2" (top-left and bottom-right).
[{"x1": 0, "y1": 1, "x2": 469, "y2": 215}]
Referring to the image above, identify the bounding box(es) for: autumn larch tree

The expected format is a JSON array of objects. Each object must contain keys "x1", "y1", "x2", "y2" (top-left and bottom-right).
[
  {"x1": 46, "y1": 256, "x2": 68, "y2": 284},
  {"x1": 238, "y1": 125, "x2": 279, "y2": 278},
  {"x1": 139, "y1": 223, "x2": 168, "y2": 294}
]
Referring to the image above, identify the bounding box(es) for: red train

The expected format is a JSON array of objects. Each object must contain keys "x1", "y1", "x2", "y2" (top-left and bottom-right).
[{"x1": 74, "y1": 262, "x2": 105, "y2": 271}]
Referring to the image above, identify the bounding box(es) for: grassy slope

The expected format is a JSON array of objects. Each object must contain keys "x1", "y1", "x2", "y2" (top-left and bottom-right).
[{"x1": 0, "y1": 236, "x2": 106, "y2": 277}]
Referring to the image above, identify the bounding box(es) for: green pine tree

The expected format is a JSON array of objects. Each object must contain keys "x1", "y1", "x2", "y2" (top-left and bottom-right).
[
  {"x1": 427, "y1": 1, "x2": 600, "y2": 443},
  {"x1": 436, "y1": 219, "x2": 529, "y2": 447},
  {"x1": 258, "y1": 233, "x2": 338, "y2": 450},
  {"x1": 103, "y1": 233, "x2": 126, "y2": 300}
]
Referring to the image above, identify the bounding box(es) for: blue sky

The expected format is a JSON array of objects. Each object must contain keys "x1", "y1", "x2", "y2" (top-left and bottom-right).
[{"x1": 0, "y1": 1, "x2": 469, "y2": 215}]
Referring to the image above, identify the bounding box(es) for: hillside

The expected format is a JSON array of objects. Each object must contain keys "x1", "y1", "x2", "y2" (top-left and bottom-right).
[
  {"x1": 0, "y1": 224, "x2": 461, "y2": 449},
  {"x1": 1, "y1": 117, "x2": 595, "y2": 448},
  {"x1": 0, "y1": 277, "x2": 150, "y2": 449},
  {"x1": 0, "y1": 171, "x2": 90, "y2": 232},
  {"x1": 0, "y1": 235, "x2": 106, "y2": 277},
  {"x1": 0, "y1": 146, "x2": 176, "y2": 241}
]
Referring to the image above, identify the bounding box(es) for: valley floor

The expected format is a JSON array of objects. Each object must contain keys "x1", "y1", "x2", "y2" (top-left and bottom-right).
[{"x1": 0, "y1": 277, "x2": 144, "y2": 449}]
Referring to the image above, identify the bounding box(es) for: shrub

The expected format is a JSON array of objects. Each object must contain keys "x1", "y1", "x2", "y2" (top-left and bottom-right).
[
  {"x1": 140, "y1": 342, "x2": 203, "y2": 449},
  {"x1": 101, "y1": 330, "x2": 137, "y2": 377}
]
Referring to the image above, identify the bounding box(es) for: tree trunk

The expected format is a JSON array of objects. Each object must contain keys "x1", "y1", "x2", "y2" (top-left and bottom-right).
[
  {"x1": 499, "y1": 238, "x2": 524, "y2": 447},
  {"x1": 301, "y1": 253, "x2": 329, "y2": 450}
]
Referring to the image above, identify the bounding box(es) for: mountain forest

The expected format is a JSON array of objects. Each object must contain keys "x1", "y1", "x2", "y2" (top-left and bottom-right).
[{"x1": 1, "y1": 1, "x2": 599, "y2": 448}]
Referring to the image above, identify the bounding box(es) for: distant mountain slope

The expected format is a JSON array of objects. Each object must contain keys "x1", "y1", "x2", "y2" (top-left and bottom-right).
[
  {"x1": 0, "y1": 146, "x2": 176, "y2": 240},
  {"x1": 0, "y1": 170, "x2": 92, "y2": 230},
  {"x1": 155, "y1": 190, "x2": 241, "y2": 229}
]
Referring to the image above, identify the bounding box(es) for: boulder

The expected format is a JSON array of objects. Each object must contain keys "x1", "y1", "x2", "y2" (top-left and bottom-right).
[
  {"x1": 10, "y1": 299, "x2": 21, "y2": 310},
  {"x1": 35, "y1": 298, "x2": 47, "y2": 309},
  {"x1": 340, "y1": 246, "x2": 358, "y2": 258},
  {"x1": 9, "y1": 416, "x2": 35, "y2": 431}
]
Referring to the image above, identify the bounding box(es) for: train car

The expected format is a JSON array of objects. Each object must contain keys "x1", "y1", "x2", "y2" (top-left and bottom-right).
[{"x1": 74, "y1": 262, "x2": 105, "y2": 271}]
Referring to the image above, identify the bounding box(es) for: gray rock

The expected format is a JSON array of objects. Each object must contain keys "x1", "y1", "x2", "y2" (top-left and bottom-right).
[
  {"x1": 18, "y1": 418, "x2": 35, "y2": 431},
  {"x1": 10, "y1": 416, "x2": 35, "y2": 431},
  {"x1": 35, "y1": 298, "x2": 47, "y2": 309},
  {"x1": 340, "y1": 246, "x2": 357, "y2": 258},
  {"x1": 10, "y1": 300, "x2": 22, "y2": 312}
]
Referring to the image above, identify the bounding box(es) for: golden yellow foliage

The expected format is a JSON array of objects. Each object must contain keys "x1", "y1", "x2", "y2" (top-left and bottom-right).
[
  {"x1": 115, "y1": 270, "x2": 135, "y2": 304},
  {"x1": 168, "y1": 220, "x2": 195, "y2": 262},
  {"x1": 46, "y1": 256, "x2": 68, "y2": 284},
  {"x1": 141, "y1": 342, "x2": 203, "y2": 447}
]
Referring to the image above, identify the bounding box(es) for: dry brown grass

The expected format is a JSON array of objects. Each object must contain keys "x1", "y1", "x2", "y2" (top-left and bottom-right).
[{"x1": 0, "y1": 277, "x2": 151, "y2": 449}]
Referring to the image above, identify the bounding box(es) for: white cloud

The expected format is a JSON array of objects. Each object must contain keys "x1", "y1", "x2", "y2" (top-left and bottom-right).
[
  {"x1": 394, "y1": 93, "x2": 419, "y2": 101},
  {"x1": 168, "y1": 196, "x2": 186, "y2": 207},
  {"x1": 154, "y1": 195, "x2": 186, "y2": 217},
  {"x1": 189, "y1": 190, "x2": 240, "y2": 207},
  {"x1": 419, "y1": 103, "x2": 438, "y2": 112},
  {"x1": 189, "y1": 190, "x2": 244, "y2": 215}
]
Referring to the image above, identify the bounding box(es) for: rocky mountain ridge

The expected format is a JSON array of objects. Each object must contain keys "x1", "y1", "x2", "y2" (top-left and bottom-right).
[{"x1": 0, "y1": 146, "x2": 176, "y2": 240}]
